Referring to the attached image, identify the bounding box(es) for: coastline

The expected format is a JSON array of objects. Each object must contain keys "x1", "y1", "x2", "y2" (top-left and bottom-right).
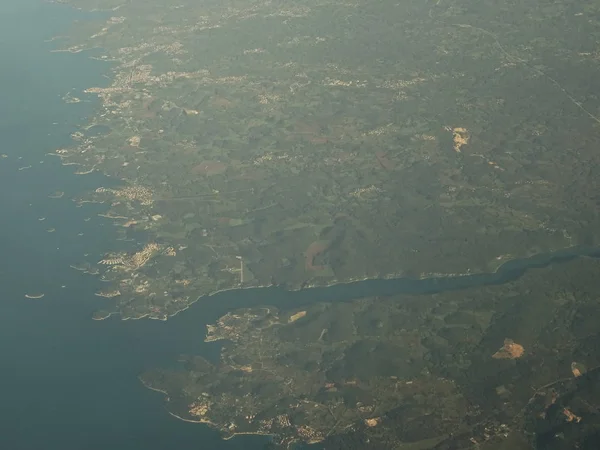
[{"x1": 0, "y1": 2, "x2": 274, "y2": 449}]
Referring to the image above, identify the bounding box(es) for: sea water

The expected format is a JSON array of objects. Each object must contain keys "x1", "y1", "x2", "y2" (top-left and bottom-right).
[{"x1": 0, "y1": 1, "x2": 267, "y2": 449}]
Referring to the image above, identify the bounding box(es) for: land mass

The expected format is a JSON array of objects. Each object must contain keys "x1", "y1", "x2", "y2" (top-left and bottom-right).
[
  {"x1": 141, "y1": 257, "x2": 600, "y2": 448},
  {"x1": 49, "y1": 0, "x2": 600, "y2": 323}
]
